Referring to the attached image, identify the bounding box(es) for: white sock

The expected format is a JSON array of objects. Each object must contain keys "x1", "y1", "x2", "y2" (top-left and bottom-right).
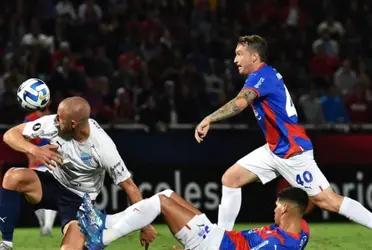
[
  {"x1": 218, "y1": 186, "x2": 241, "y2": 231},
  {"x1": 105, "y1": 189, "x2": 173, "y2": 228},
  {"x1": 103, "y1": 194, "x2": 161, "y2": 245},
  {"x1": 2, "y1": 241, "x2": 13, "y2": 247},
  {"x1": 43, "y1": 210, "x2": 57, "y2": 230},
  {"x1": 339, "y1": 197, "x2": 372, "y2": 228},
  {"x1": 34, "y1": 209, "x2": 45, "y2": 227},
  {"x1": 104, "y1": 209, "x2": 127, "y2": 228}
]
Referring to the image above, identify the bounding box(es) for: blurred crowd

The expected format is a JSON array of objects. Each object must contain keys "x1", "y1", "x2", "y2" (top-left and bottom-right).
[{"x1": 0, "y1": 0, "x2": 372, "y2": 129}]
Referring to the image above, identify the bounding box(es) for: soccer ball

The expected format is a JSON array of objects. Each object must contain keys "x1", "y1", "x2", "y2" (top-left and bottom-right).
[{"x1": 17, "y1": 78, "x2": 50, "y2": 110}]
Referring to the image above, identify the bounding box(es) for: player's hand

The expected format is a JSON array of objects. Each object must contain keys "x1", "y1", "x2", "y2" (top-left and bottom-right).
[
  {"x1": 140, "y1": 225, "x2": 157, "y2": 246},
  {"x1": 172, "y1": 245, "x2": 184, "y2": 250},
  {"x1": 29, "y1": 144, "x2": 63, "y2": 169},
  {"x1": 194, "y1": 117, "x2": 211, "y2": 143}
]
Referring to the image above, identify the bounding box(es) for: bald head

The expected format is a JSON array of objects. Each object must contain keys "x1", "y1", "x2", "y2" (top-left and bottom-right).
[
  {"x1": 59, "y1": 96, "x2": 91, "y2": 121},
  {"x1": 56, "y1": 97, "x2": 91, "y2": 139}
]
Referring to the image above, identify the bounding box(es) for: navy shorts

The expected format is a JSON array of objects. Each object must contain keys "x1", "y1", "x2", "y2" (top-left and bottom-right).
[{"x1": 33, "y1": 170, "x2": 83, "y2": 230}]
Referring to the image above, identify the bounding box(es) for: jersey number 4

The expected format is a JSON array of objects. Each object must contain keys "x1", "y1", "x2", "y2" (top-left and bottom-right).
[{"x1": 284, "y1": 85, "x2": 297, "y2": 117}]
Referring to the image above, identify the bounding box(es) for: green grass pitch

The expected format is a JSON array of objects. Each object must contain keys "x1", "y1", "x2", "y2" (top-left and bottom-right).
[{"x1": 12, "y1": 223, "x2": 372, "y2": 249}]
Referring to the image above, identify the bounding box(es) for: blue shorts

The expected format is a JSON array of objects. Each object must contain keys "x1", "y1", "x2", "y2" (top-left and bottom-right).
[{"x1": 33, "y1": 170, "x2": 83, "y2": 230}]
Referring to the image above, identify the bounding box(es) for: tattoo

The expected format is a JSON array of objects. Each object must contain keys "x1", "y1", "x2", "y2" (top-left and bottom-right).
[
  {"x1": 209, "y1": 99, "x2": 241, "y2": 122},
  {"x1": 237, "y1": 88, "x2": 257, "y2": 103},
  {"x1": 208, "y1": 89, "x2": 257, "y2": 123}
]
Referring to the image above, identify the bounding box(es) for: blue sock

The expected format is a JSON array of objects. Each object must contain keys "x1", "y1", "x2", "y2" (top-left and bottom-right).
[{"x1": 0, "y1": 188, "x2": 20, "y2": 242}]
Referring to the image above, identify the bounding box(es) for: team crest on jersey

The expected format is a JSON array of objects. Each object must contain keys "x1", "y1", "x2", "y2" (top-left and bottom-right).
[
  {"x1": 197, "y1": 224, "x2": 210, "y2": 239},
  {"x1": 80, "y1": 152, "x2": 92, "y2": 165}
]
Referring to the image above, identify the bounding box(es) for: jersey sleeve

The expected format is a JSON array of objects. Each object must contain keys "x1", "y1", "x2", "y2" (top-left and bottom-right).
[
  {"x1": 243, "y1": 73, "x2": 272, "y2": 97},
  {"x1": 99, "y1": 134, "x2": 132, "y2": 185},
  {"x1": 22, "y1": 115, "x2": 57, "y2": 139}
]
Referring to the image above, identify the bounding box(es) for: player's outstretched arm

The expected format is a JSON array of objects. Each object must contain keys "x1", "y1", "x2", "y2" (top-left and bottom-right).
[
  {"x1": 195, "y1": 88, "x2": 257, "y2": 143},
  {"x1": 3, "y1": 123, "x2": 63, "y2": 168},
  {"x1": 208, "y1": 88, "x2": 257, "y2": 122},
  {"x1": 3, "y1": 123, "x2": 35, "y2": 154},
  {"x1": 119, "y1": 177, "x2": 144, "y2": 204}
]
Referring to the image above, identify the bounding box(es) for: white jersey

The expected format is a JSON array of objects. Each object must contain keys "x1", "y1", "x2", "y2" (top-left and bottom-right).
[{"x1": 23, "y1": 115, "x2": 131, "y2": 199}]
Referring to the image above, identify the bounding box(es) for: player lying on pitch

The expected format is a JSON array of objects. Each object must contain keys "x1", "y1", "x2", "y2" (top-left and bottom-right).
[{"x1": 78, "y1": 187, "x2": 310, "y2": 250}]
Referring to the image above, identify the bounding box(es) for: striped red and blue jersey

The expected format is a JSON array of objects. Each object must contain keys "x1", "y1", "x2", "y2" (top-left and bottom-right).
[
  {"x1": 243, "y1": 64, "x2": 312, "y2": 158},
  {"x1": 219, "y1": 220, "x2": 310, "y2": 250}
]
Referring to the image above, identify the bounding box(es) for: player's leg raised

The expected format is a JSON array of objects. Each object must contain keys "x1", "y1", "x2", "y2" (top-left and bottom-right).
[{"x1": 2, "y1": 168, "x2": 42, "y2": 204}]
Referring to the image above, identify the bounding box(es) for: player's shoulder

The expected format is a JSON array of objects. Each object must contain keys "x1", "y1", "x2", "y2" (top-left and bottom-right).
[
  {"x1": 259, "y1": 64, "x2": 282, "y2": 79},
  {"x1": 89, "y1": 118, "x2": 103, "y2": 131},
  {"x1": 88, "y1": 119, "x2": 115, "y2": 146},
  {"x1": 23, "y1": 114, "x2": 58, "y2": 138},
  {"x1": 301, "y1": 219, "x2": 310, "y2": 235},
  {"x1": 246, "y1": 64, "x2": 278, "y2": 83},
  {"x1": 89, "y1": 118, "x2": 106, "y2": 139},
  {"x1": 25, "y1": 111, "x2": 41, "y2": 122},
  {"x1": 26, "y1": 114, "x2": 56, "y2": 126},
  {"x1": 42, "y1": 114, "x2": 57, "y2": 121}
]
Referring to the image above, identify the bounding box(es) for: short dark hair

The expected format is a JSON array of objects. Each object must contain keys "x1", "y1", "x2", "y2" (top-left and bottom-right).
[
  {"x1": 277, "y1": 187, "x2": 308, "y2": 214},
  {"x1": 237, "y1": 35, "x2": 268, "y2": 62}
]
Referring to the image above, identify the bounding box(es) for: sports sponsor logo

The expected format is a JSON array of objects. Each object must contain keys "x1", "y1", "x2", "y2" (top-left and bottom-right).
[
  {"x1": 252, "y1": 240, "x2": 269, "y2": 249},
  {"x1": 42, "y1": 130, "x2": 58, "y2": 137},
  {"x1": 252, "y1": 107, "x2": 262, "y2": 120},
  {"x1": 299, "y1": 236, "x2": 308, "y2": 248},
  {"x1": 112, "y1": 162, "x2": 121, "y2": 168},
  {"x1": 33, "y1": 123, "x2": 41, "y2": 131},
  {"x1": 55, "y1": 140, "x2": 63, "y2": 147},
  {"x1": 0, "y1": 217, "x2": 7, "y2": 223},
  {"x1": 254, "y1": 77, "x2": 265, "y2": 89}
]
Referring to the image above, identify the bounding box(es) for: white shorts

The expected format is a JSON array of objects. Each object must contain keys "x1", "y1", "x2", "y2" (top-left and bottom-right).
[
  {"x1": 236, "y1": 144, "x2": 330, "y2": 196},
  {"x1": 175, "y1": 214, "x2": 225, "y2": 250}
]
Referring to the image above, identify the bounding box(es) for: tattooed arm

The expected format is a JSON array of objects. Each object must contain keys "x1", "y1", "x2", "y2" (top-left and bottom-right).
[
  {"x1": 194, "y1": 88, "x2": 257, "y2": 143},
  {"x1": 208, "y1": 88, "x2": 257, "y2": 122}
]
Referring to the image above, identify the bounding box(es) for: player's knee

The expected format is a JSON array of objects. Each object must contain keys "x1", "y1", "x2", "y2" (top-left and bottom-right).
[
  {"x1": 159, "y1": 194, "x2": 168, "y2": 203},
  {"x1": 2, "y1": 168, "x2": 22, "y2": 191},
  {"x1": 61, "y1": 221, "x2": 84, "y2": 250},
  {"x1": 157, "y1": 189, "x2": 174, "y2": 198},
  {"x1": 221, "y1": 172, "x2": 240, "y2": 188},
  {"x1": 157, "y1": 190, "x2": 174, "y2": 209},
  {"x1": 310, "y1": 191, "x2": 342, "y2": 212},
  {"x1": 159, "y1": 194, "x2": 172, "y2": 211},
  {"x1": 315, "y1": 201, "x2": 339, "y2": 212}
]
